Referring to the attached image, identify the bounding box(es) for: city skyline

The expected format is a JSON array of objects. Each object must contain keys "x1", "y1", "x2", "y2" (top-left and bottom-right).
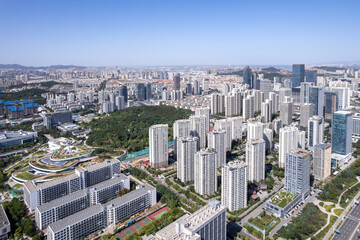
[{"x1": 1, "y1": 0, "x2": 359, "y2": 66}]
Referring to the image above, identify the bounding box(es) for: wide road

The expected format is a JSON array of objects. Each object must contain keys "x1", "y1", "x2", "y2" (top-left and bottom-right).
[{"x1": 333, "y1": 203, "x2": 360, "y2": 240}]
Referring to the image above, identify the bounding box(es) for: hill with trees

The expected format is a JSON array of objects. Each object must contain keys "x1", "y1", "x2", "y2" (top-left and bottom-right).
[{"x1": 85, "y1": 105, "x2": 192, "y2": 152}]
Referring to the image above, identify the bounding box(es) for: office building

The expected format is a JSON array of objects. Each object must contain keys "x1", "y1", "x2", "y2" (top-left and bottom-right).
[
  {"x1": 211, "y1": 93, "x2": 225, "y2": 115},
  {"x1": 331, "y1": 111, "x2": 353, "y2": 155},
  {"x1": 136, "y1": 83, "x2": 146, "y2": 100},
  {"x1": 313, "y1": 143, "x2": 332, "y2": 180},
  {"x1": 300, "y1": 82, "x2": 314, "y2": 104},
  {"x1": 176, "y1": 137, "x2": 198, "y2": 183},
  {"x1": 221, "y1": 161, "x2": 247, "y2": 211},
  {"x1": 285, "y1": 149, "x2": 311, "y2": 199},
  {"x1": 246, "y1": 139, "x2": 265, "y2": 182},
  {"x1": 243, "y1": 66, "x2": 253, "y2": 87},
  {"x1": 208, "y1": 130, "x2": 226, "y2": 169},
  {"x1": 144, "y1": 200, "x2": 226, "y2": 240},
  {"x1": 280, "y1": 96, "x2": 293, "y2": 126},
  {"x1": 305, "y1": 70, "x2": 317, "y2": 84},
  {"x1": 329, "y1": 87, "x2": 350, "y2": 110},
  {"x1": 119, "y1": 85, "x2": 128, "y2": 104},
  {"x1": 24, "y1": 159, "x2": 121, "y2": 212},
  {"x1": 47, "y1": 204, "x2": 105, "y2": 240},
  {"x1": 149, "y1": 124, "x2": 169, "y2": 168},
  {"x1": 145, "y1": 82, "x2": 152, "y2": 100},
  {"x1": 104, "y1": 184, "x2": 156, "y2": 226},
  {"x1": 194, "y1": 149, "x2": 217, "y2": 196},
  {"x1": 324, "y1": 91, "x2": 338, "y2": 118},
  {"x1": 0, "y1": 130, "x2": 37, "y2": 148},
  {"x1": 279, "y1": 126, "x2": 302, "y2": 168},
  {"x1": 292, "y1": 64, "x2": 305, "y2": 88},
  {"x1": 247, "y1": 119, "x2": 264, "y2": 141},
  {"x1": 173, "y1": 74, "x2": 181, "y2": 91},
  {"x1": 309, "y1": 86, "x2": 324, "y2": 117},
  {"x1": 353, "y1": 114, "x2": 360, "y2": 137},
  {"x1": 299, "y1": 103, "x2": 314, "y2": 128},
  {"x1": 307, "y1": 116, "x2": 324, "y2": 150},
  {"x1": 0, "y1": 205, "x2": 10, "y2": 240},
  {"x1": 43, "y1": 111, "x2": 72, "y2": 129},
  {"x1": 190, "y1": 115, "x2": 207, "y2": 149}
]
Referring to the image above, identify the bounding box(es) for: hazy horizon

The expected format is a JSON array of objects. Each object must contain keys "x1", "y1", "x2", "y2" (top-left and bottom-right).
[{"x1": 1, "y1": 0, "x2": 359, "y2": 66}]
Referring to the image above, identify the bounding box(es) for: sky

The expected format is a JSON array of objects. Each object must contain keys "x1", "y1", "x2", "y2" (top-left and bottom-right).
[{"x1": 0, "y1": 0, "x2": 359, "y2": 66}]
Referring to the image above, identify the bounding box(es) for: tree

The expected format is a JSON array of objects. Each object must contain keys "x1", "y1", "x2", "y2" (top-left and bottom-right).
[
  {"x1": 22, "y1": 216, "x2": 36, "y2": 236},
  {"x1": 3, "y1": 198, "x2": 25, "y2": 221}
]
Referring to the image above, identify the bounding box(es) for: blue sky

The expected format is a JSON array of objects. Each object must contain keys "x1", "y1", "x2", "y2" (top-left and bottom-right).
[{"x1": 0, "y1": 0, "x2": 359, "y2": 66}]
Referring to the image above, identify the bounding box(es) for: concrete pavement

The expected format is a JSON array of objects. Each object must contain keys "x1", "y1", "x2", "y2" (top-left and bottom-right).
[{"x1": 333, "y1": 203, "x2": 360, "y2": 240}]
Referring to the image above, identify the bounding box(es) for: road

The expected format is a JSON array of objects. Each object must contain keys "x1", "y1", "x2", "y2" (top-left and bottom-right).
[
  {"x1": 333, "y1": 203, "x2": 360, "y2": 240},
  {"x1": 324, "y1": 190, "x2": 360, "y2": 240}
]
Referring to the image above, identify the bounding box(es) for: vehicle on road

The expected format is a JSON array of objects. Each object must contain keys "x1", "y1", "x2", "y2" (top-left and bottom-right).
[{"x1": 335, "y1": 229, "x2": 340, "y2": 234}]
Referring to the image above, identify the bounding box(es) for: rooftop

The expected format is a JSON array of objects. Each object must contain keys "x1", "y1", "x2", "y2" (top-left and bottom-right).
[
  {"x1": 36, "y1": 189, "x2": 88, "y2": 213},
  {"x1": 268, "y1": 190, "x2": 297, "y2": 208},
  {"x1": 105, "y1": 184, "x2": 154, "y2": 208},
  {"x1": 289, "y1": 148, "x2": 310, "y2": 158},
  {"x1": 89, "y1": 174, "x2": 128, "y2": 191},
  {"x1": 48, "y1": 204, "x2": 104, "y2": 233}
]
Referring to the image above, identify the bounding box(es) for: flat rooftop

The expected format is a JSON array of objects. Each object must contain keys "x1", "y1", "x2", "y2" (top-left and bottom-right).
[
  {"x1": 89, "y1": 174, "x2": 128, "y2": 191},
  {"x1": 105, "y1": 184, "x2": 154, "y2": 208}
]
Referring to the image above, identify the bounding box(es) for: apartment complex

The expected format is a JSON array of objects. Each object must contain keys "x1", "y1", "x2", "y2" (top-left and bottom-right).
[
  {"x1": 149, "y1": 124, "x2": 169, "y2": 168},
  {"x1": 24, "y1": 159, "x2": 121, "y2": 212},
  {"x1": 47, "y1": 184, "x2": 156, "y2": 240},
  {"x1": 221, "y1": 161, "x2": 247, "y2": 212}
]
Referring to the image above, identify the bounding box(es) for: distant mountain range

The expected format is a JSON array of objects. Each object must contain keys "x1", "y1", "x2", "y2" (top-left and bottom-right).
[
  {"x1": 0, "y1": 64, "x2": 87, "y2": 70},
  {"x1": 260, "y1": 67, "x2": 281, "y2": 73}
]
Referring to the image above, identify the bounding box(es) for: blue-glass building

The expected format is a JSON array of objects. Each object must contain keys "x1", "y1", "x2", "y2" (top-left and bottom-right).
[
  {"x1": 305, "y1": 70, "x2": 317, "y2": 84},
  {"x1": 292, "y1": 64, "x2": 305, "y2": 88},
  {"x1": 325, "y1": 91, "x2": 338, "y2": 117},
  {"x1": 309, "y1": 86, "x2": 324, "y2": 117},
  {"x1": 243, "y1": 66, "x2": 253, "y2": 88},
  {"x1": 331, "y1": 111, "x2": 352, "y2": 155}
]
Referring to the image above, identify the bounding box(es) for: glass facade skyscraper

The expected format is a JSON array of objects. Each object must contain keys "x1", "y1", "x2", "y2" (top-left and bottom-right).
[
  {"x1": 243, "y1": 66, "x2": 253, "y2": 88},
  {"x1": 292, "y1": 64, "x2": 305, "y2": 88},
  {"x1": 305, "y1": 70, "x2": 317, "y2": 84},
  {"x1": 325, "y1": 91, "x2": 338, "y2": 117},
  {"x1": 331, "y1": 111, "x2": 352, "y2": 155},
  {"x1": 309, "y1": 86, "x2": 324, "y2": 117}
]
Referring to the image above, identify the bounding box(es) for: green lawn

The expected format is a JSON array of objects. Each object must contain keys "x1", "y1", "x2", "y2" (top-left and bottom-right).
[
  {"x1": 249, "y1": 212, "x2": 280, "y2": 230},
  {"x1": 334, "y1": 208, "x2": 344, "y2": 216},
  {"x1": 15, "y1": 171, "x2": 38, "y2": 180},
  {"x1": 324, "y1": 204, "x2": 335, "y2": 212}
]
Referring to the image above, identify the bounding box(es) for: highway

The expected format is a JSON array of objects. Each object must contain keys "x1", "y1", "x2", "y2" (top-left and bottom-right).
[{"x1": 333, "y1": 203, "x2": 360, "y2": 240}]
